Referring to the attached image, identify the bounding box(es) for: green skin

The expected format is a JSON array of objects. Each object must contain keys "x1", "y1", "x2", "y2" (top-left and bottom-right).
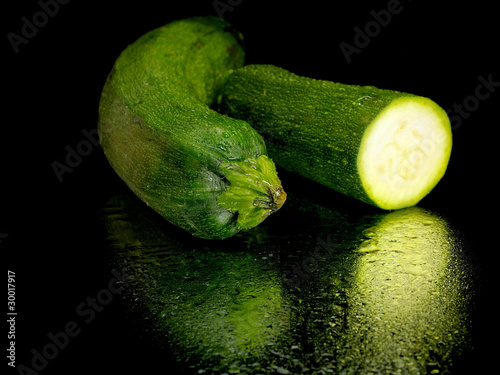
[
  {"x1": 98, "y1": 17, "x2": 286, "y2": 239},
  {"x1": 219, "y1": 64, "x2": 420, "y2": 207}
]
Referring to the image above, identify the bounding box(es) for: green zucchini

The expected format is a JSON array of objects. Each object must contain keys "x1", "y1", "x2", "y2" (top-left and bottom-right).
[
  {"x1": 98, "y1": 17, "x2": 286, "y2": 239},
  {"x1": 219, "y1": 64, "x2": 452, "y2": 210}
]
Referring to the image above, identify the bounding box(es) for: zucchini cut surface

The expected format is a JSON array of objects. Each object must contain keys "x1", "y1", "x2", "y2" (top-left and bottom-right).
[{"x1": 358, "y1": 97, "x2": 452, "y2": 209}]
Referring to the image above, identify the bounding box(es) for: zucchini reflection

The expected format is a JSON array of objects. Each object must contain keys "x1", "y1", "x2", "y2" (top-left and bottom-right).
[
  {"x1": 337, "y1": 207, "x2": 472, "y2": 374},
  {"x1": 102, "y1": 190, "x2": 290, "y2": 372},
  {"x1": 102, "y1": 187, "x2": 474, "y2": 374}
]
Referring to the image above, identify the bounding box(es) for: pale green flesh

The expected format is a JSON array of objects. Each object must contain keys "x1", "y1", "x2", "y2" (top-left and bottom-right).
[{"x1": 358, "y1": 97, "x2": 453, "y2": 209}]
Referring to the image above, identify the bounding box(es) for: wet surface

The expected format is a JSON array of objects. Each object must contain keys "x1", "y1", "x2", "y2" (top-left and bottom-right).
[{"x1": 101, "y1": 173, "x2": 479, "y2": 374}]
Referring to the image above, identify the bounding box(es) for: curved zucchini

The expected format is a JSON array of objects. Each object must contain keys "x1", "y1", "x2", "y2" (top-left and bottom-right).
[
  {"x1": 98, "y1": 17, "x2": 286, "y2": 239},
  {"x1": 220, "y1": 64, "x2": 452, "y2": 210}
]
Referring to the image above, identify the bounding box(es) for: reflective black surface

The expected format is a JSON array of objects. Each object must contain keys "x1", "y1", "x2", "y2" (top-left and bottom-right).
[{"x1": 98, "y1": 171, "x2": 480, "y2": 374}]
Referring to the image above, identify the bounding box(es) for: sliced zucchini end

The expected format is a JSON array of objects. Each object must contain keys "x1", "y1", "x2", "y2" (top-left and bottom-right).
[{"x1": 357, "y1": 96, "x2": 452, "y2": 210}]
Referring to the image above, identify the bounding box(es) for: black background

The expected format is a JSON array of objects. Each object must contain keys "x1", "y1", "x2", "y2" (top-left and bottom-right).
[{"x1": 3, "y1": 0, "x2": 499, "y2": 374}]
